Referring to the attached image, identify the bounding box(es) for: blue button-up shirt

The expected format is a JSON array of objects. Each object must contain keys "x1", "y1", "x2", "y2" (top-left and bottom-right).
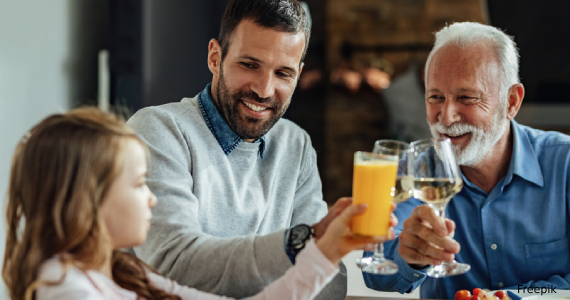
[
  {"x1": 197, "y1": 84, "x2": 266, "y2": 158},
  {"x1": 364, "y1": 120, "x2": 570, "y2": 299}
]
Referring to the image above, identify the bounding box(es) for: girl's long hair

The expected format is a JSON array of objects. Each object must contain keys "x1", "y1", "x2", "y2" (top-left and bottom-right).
[{"x1": 3, "y1": 107, "x2": 181, "y2": 300}]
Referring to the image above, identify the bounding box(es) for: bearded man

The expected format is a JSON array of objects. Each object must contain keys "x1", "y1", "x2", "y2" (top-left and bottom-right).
[
  {"x1": 125, "y1": 0, "x2": 369, "y2": 299},
  {"x1": 363, "y1": 22, "x2": 570, "y2": 299}
]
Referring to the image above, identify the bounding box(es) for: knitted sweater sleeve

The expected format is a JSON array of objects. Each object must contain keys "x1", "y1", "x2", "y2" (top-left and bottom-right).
[
  {"x1": 148, "y1": 240, "x2": 339, "y2": 300},
  {"x1": 290, "y1": 133, "x2": 328, "y2": 225},
  {"x1": 127, "y1": 107, "x2": 295, "y2": 299}
]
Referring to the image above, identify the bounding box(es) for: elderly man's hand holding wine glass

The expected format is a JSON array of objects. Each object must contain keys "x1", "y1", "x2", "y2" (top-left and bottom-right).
[{"x1": 399, "y1": 138, "x2": 470, "y2": 277}]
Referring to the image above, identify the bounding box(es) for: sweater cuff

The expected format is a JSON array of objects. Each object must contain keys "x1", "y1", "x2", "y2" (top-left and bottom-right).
[
  {"x1": 254, "y1": 229, "x2": 293, "y2": 281},
  {"x1": 284, "y1": 228, "x2": 296, "y2": 264}
]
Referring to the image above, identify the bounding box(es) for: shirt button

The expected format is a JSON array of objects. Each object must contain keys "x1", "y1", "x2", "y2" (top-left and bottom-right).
[
  {"x1": 491, "y1": 244, "x2": 498, "y2": 250},
  {"x1": 414, "y1": 273, "x2": 420, "y2": 277},
  {"x1": 498, "y1": 282, "x2": 504, "y2": 288}
]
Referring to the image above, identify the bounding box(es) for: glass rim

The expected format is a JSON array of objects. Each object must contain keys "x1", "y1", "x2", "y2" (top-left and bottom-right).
[
  {"x1": 354, "y1": 150, "x2": 399, "y2": 161},
  {"x1": 373, "y1": 139, "x2": 411, "y2": 155},
  {"x1": 410, "y1": 137, "x2": 451, "y2": 148}
]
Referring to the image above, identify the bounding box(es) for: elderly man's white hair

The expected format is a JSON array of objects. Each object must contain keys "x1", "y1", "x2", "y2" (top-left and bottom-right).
[{"x1": 424, "y1": 22, "x2": 520, "y2": 101}]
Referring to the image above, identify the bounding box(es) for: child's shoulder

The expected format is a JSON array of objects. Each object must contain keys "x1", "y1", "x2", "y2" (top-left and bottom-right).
[
  {"x1": 38, "y1": 257, "x2": 92, "y2": 287},
  {"x1": 36, "y1": 257, "x2": 135, "y2": 300}
]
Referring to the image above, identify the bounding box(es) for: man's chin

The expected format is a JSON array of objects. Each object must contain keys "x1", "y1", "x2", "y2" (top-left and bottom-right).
[
  {"x1": 454, "y1": 145, "x2": 489, "y2": 167},
  {"x1": 235, "y1": 124, "x2": 271, "y2": 140}
]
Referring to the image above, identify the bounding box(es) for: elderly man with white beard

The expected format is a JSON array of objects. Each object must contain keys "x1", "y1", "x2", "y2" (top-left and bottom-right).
[{"x1": 362, "y1": 22, "x2": 570, "y2": 299}]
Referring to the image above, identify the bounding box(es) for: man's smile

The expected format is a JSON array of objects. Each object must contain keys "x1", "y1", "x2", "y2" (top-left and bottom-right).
[
  {"x1": 239, "y1": 100, "x2": 272, "y2": 119},
  {"x1": 242, "y1": 100, "x2": 269, "y2": 112}
]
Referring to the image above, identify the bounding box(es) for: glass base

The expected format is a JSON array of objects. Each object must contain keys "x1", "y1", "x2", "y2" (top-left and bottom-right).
[
  {"x1": 356, "y1": 256, "x2": 399, "y2": 275},
  {"x1": 426, "y1": 261, "x2": 470, "y2": 278}
]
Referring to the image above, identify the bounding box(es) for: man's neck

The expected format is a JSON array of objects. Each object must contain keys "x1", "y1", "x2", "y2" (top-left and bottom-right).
[
  {"x1": 209, "y1": 83, "x2": 219, "y2": 108},
  {"x1": 460, "y1": 127, "x2": 513, "y2": 194}
]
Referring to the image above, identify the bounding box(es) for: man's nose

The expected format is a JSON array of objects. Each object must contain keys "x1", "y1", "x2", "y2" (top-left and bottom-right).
[
  {"x1": 251, "y1": 72, "x2": 275, "y2": 99},
  {"x1": 439, "y1": 100, "x2": 462, "y2": 126}
]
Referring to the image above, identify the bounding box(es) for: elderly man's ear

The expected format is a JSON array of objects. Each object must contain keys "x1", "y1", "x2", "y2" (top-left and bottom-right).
[{"x1": 507, "y1": 83, "x2": 525, "y2": 120}]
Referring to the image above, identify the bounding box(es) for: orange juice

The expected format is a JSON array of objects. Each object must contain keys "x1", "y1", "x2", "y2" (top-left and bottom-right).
[{"x1": 351, "y1": 152, "x2": 398, "y2": 237}]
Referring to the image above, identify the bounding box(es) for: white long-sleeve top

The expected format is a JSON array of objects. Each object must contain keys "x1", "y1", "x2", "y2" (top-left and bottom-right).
[{"x1": 36, "y1": 239, "x2": 338, "y2": 300}]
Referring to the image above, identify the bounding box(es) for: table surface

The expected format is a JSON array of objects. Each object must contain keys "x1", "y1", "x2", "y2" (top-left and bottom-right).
[{"x1": 345, "y1": 297, "x2": 425, "y2": 300}]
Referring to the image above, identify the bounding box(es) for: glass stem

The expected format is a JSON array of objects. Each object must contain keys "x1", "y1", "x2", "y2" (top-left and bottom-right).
[
  {"x1": 430, "y1": 200, "x2": 448, "y2": 219},
  {"x1": 434, "y1": 208, "x2": 445, "y2": 219},
  {"x1": 372, "y1": 243, "x2": 386, "y2": 261},
  {"x1": 433, "y1": 205, "x2": 450, "y2": 265}
]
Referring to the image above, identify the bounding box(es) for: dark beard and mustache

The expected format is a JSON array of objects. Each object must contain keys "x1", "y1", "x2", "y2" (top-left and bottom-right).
[{"x1": 215, "y1": 66, "x2": 291, "y2": 140}]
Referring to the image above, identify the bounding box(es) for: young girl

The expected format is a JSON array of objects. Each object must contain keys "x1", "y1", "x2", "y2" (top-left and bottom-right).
[{"x1": 2, "y1": 108, "x2": 393, "y2": 300}]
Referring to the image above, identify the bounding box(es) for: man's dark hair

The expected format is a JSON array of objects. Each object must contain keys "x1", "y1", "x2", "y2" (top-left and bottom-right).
[{"x1": 218, "y1": 0, "x2": 311, "y2": 63}]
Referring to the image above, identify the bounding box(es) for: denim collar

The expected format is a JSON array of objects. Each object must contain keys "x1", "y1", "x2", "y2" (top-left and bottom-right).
[
  {"x1": 197, "y1": 84, "x2": 266, "y2": 158},
  {"x1": 506, "y1": 119, "x2": 543, "y2": 187}
]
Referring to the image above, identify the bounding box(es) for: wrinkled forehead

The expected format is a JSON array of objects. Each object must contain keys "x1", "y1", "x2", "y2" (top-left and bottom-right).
[{"x1": 427, "y1": 43, "x2": 502, "y2": 88}]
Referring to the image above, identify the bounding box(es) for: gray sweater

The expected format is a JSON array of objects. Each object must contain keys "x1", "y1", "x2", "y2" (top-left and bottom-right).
[{"x1": 127, "y1": 95, "x2": 347, "y2": 299}]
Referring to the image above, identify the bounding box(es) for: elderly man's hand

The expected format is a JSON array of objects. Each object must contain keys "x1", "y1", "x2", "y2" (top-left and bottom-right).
[{"x1": 398, "y1": 205, "x2": 459, "y2": 269}]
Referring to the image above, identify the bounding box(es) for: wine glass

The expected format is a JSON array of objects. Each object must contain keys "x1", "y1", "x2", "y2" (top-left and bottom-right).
[
  {"x1": 409, "y1": 138, "x2": 470, "y2": 278},
  {"x1": 355, "y1": 140, "x2": 411, "y2": 274}
]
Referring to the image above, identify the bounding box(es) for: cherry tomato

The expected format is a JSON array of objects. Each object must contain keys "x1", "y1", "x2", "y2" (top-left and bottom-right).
[
  {"x1": 455, "y1": 290, "x2": 472, "y2": 300},
  {"x1": 472, "y1": 295, "x2": 480, "y2": 300},
  {"x1": 494, "y1": 291, "x2": 507, "y2": 300},
  {"x1": 473, "y1": 288, "x2": 484, "y2": 297}
]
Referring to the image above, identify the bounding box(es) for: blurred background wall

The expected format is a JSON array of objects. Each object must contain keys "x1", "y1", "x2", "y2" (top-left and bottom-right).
[{"x1": 0, "y1": 0, "x2": 106, "y2": 297}]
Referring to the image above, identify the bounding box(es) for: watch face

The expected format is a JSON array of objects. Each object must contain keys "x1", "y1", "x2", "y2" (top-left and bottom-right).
[{"x1": 290, "y1": 225, "x2": 311, "y2": 246}]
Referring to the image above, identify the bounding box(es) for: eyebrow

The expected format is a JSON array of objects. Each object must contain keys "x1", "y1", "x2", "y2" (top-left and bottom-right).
[
  {"x1": 240, "y1": 56, "x2": 298, "y2": 75},
  {"x1": 458, "y1": 88, "x2": 480, "y2": 93},
  {"x1": 427, "y1": 88, "x2": 481, "y2": 93}
]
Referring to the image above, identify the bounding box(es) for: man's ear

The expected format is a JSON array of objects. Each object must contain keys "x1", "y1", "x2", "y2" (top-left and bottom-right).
[
  {"x1": 506, "y1": 83, "x2": 525, "y2": 120},
  {"x1": 208, "y1": 39, "x2": 222, "y2": 77},
  {"x1": 296, "y1": 62, "x2": 304, "y2": 84}
]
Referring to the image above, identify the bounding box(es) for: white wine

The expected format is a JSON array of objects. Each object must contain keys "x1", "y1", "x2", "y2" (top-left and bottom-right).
[
  {"x1": 392, "y1": 176, "x2": 413, "y2": 203},
  {"x1": 412, "y1": 178, "x2": 463, "y2": 204}
]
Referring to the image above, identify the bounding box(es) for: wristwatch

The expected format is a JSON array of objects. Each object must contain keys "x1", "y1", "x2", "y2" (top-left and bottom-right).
[{"x1": 285, "y1": 224, "x2": 315, "y2": 264}]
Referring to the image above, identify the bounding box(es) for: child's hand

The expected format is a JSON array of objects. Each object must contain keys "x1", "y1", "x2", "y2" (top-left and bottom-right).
[{"x1": 316, "y1": 201, "x2": 398, "y2": 265}]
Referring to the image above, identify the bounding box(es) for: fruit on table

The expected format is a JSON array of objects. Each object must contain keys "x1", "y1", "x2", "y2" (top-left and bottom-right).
[
  {"x1": 493, "y1": 291, "x2": 508, "y2": 300},
  {"x1": 455, "y1": 289, "x2": 508, "y2": 300},
  {"x1": 455, "y1": 290, "x2": 472, "y2": 300},
  {"x1": 473, "y1": 288, "x2": 484, "y2": 298}
]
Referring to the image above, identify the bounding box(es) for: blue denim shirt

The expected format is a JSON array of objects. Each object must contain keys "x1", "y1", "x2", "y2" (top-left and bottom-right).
[
  {"x1": 197, "y1": 84, "x2": 266, "y2": 158},
  {"x1": 364, "y1": 120, "x2": 570, "y2": 299}
]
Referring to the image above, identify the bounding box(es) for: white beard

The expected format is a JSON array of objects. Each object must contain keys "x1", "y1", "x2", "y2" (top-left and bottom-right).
[{"x1": 428, "y1": 104, "x2": 509, "y2": 167}]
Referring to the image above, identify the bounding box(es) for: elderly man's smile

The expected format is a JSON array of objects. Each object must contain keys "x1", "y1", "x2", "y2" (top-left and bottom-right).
[{"x1": 441, "y1": 132, "x2": 470, "y2": 144}]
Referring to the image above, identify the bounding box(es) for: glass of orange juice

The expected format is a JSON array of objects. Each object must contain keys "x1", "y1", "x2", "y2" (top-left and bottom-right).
[
  {"x1": 354, "y1": 140, "x2": 410, "y2": 274},
  {"x1": 351, "y1": 152, "x2": 398, "y2": 237}
]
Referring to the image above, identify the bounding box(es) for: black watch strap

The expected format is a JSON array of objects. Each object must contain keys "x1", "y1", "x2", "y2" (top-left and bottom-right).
[{"x1": 285, "y1": 224, "x2": 315, "y2": 264}]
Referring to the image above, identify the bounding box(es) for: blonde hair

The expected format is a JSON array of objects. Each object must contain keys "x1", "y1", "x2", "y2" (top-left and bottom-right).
[{"x1": 3, "y1": 107, "x2": 180, "y2": 300}]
